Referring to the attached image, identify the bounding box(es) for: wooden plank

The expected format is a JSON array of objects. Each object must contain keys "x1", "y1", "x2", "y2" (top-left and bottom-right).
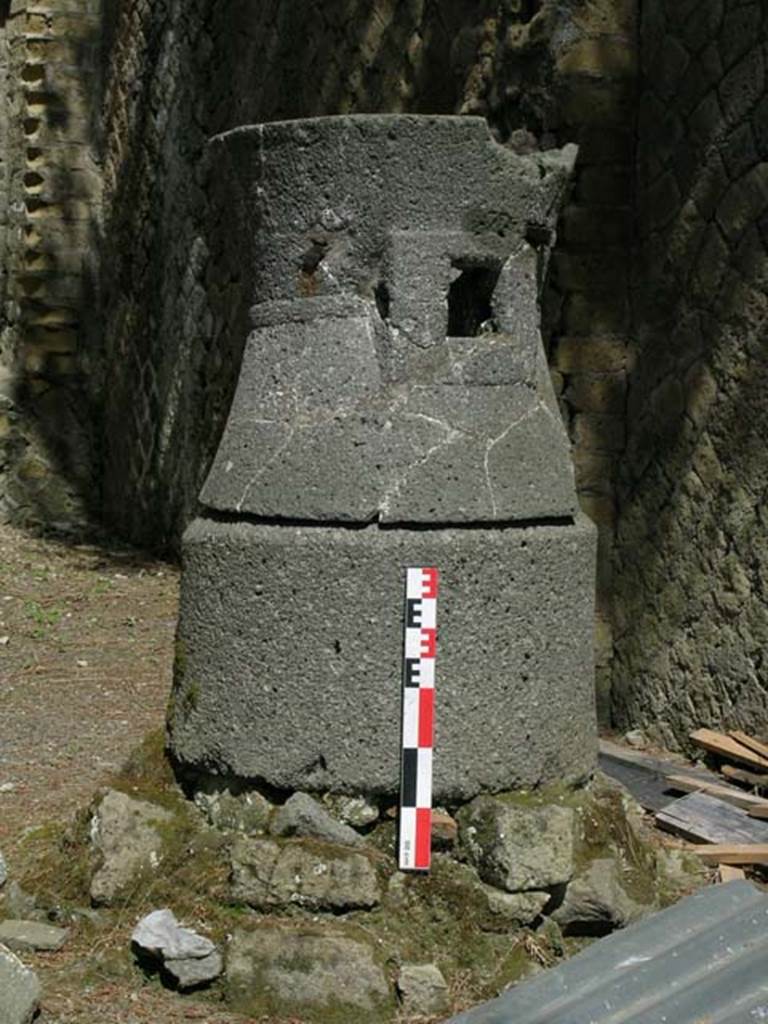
[
  {"x1": 599, "y1": 739, "x2": 723, "y2": 783},
  {"x1": 721, "y1": 764, "x2": 768, "y2": 788},
  {"x1": 730, "y1": 730, "x2": 768, "y2": 762},
  {"x1": 689, "y1": 728, "x2": 768, "y2": 771},
  {"x1": 694, "y1": 844, "x2": 768, "y2": 865},
  {"x1": 666, "y1": 774, "x2": 768, "y2": 812},
  {"x1": 599, "y1": 739, "x2": 754, "y2": 812},
  {"x1": 717, "y1": 864, "x2": 746, "y2": 882},
  {"x1": 655, "y1": 791, "x2": 768, "y2": 844}
]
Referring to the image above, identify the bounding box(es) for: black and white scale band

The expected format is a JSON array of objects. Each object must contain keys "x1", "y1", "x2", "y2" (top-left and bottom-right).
[{"x1": 398, "y1": 566, "x2": 439, "y2": 872}]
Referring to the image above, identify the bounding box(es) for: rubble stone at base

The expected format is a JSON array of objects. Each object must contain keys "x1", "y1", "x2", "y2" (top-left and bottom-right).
[
  {"x1": 459, "y1": 796, "x2": 576, "y2": 892},
  {"x1": 90, "y1": 789, "x2": 174, "y2": 906},
  {"x1": 397, "y1": 963, "x2": 450, "y2": 1016},
  {"x1": 227, "y1": 926, "x2": 394, "y2": 1023},
  {"x1": 230, "y1": 837, "x2": 380, "y2": 912},
  {"x1": 0, "y1": 943, "x2": 40, "y2": 1024}
]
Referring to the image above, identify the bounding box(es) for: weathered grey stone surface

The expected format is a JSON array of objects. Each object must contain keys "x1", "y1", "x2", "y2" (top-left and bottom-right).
[
  {"x1": 202, "y1": 302, "x2": 577, "y2": 524},
  {"x1": 551, "y1": 858, "x2": 640, "y2": 934},
  {"x1": 0, "y1": 943, "x2": 40, "y2": 1024},
  {"x1": 483, "y1": 887, "x2": 551, "y2": 927},
  {"x1": 169, "y1": 517, "x2": 597, "y2": 799},
  {"x1": 227, "y1": 926, "x2": 393, "y2": 1021},
  {"x1": 323, "y1": 793, "x2": 379, "y2": 828},
  {"x1": 230, "y1": 837, "x2": 380, "y2": 912},
  {"x1": 131, "y1": 908, "x2": 223, "y2": 990},
  {"x1": 0, "y1": 849, "x2": 6, "y2": 888},
  {"x1": 89, "y1": 790, "x2": 173, "y2": 906},
  {"x1": 214, "y1": 115, "x2": 574, "y2": 309},
  {"x1": 269, "y1": 792, "x2": 364, "y2": 847},
  {"x1": 165, "y1": 950, "x2": 224, "y2": 990},
  {"x1": 193, "y1": 785, "x2": 271, "y2": 834},
  {"x1": 397, "y1": 963, "x2": 450, "y2": 1016},
  {"x1": 0, "y1": 919, "x2": 69, "y2": 953},
  {"x1": 611, "y1": 1, "x2": 768, "y2": 748},
  {"x1": 459, "y1": 796, "x2": 576, "y2": 892},
  {"x1": 201, "y1": 117, "x2": 577, "y2": 525},
  {"x1": 169, "y1": 114, "x2": 595, "y2": 799},
  {"x1": 2, "y1": 883, "x2": 36, "y2": 920}
]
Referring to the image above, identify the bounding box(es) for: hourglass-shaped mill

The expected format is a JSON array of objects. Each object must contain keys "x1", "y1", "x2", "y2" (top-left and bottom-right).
[{"x1": 167, "y1": 115, "x2": 597, "y2": 801}]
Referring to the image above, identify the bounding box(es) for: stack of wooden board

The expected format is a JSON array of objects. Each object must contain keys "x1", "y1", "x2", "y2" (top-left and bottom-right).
[
  {"x1": 666, "y1": 727, "x2": 768, "y2": 866},
  {"x1": 598, "y1": 730, "x2": 768, "y2": 875}
]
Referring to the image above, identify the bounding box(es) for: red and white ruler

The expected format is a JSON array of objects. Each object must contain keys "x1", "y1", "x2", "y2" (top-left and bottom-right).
[{"x1": 398, "y1": 566, "x2": 439, "y2": 872}]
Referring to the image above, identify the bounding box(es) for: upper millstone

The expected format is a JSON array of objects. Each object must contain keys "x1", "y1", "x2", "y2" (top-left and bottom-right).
[{"x1": 201, "y1": 115, "x2": 578, "y2": 525}]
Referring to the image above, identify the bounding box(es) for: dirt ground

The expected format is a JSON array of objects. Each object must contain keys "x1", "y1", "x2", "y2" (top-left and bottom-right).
[{"x1": 0, "y1": 521, "x2": 260, "y2": 1023}]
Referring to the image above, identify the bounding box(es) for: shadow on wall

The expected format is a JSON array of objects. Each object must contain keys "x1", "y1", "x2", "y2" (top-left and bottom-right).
[{"x1": 612, "y1": 0, "x2": 768, "y2": 748}]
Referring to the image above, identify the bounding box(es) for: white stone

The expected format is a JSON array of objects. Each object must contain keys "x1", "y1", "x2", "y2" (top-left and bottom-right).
[{"x1": 131, "y1": 908, "x2": 215, "y2": 961}]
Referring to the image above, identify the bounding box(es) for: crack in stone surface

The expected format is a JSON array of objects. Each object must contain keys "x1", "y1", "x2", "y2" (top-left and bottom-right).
[
  {"x1": 483, "y1": 405, "x2": 539, "y2": 518},
  {"x1": 235, "y1": 428, "x2": 296, "y2": 512},
  {"x1": 380, "y1": 412, "x2": 462, "y2": 518}
]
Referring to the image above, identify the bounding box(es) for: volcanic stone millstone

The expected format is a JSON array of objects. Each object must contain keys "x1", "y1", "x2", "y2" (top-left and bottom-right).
[
  {"x1": 168, "y1": 114, "x2": 596, "y2": 798},
  {"x1": 168, "y1": 518, "x2": 597, "y2": 799}
]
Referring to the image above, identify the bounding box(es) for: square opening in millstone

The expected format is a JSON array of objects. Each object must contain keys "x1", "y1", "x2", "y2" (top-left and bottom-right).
[{"x1": 447, "y1": 262, "x2": 501, "y2": 338}]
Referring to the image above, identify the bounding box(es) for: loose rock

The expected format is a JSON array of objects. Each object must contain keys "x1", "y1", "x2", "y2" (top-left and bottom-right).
[
  {"x1": 2, "y1": 883, "x2": 36, "y2": 920},
  {"x1": 0, "y1": 920, "x2": 69, "y2": 953},
  {"x1": 89, "y1": 789, "x2": 174, "y2": 905},
  {"x1": 551, "y1": 858, "x2": 641, "y2": 934},
  {"x1": 132, "y1": 908, "x2": 223, "y2": 990},
  {"x1": 0, "y1": 849, "x2": 6, "y2": 887},
  {"x1": 397, "y1": 963, "x2": 450, "y2": 1016},
  {"x1": 323, "y1": 793, "x2": 379, "y2": 828},
  {"x1": 231, "y1": 837, "x2": 380, "y2": 911},
  {"x1": 270, "y1": 792, "x2": 364, "y2": 847},
  {"x1": 194, "y1": 786, "x2": 271, "y2": 834},
  {"x1": 165, "y1": 950, "x2": 224, "y2": 990},
  {"x1": 459, "y1": 795, "x2": 575, "y2": 891},
  {"x1": 0, "y1": 943, "x2": 40, "y2": 1024},
  {"x1": 483, "y1": 887, "x2": 550, "y2": 928},
  {"x1": 227, "y1": 926, "x2": 393, "y2": 1021}
]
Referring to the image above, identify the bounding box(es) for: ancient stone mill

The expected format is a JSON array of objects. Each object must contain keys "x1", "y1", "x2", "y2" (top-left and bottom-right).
[{"x1": 168, "y1": 114, "x2": 597, "y2": 802}]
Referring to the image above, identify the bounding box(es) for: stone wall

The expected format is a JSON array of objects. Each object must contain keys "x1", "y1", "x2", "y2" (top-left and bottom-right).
[
  {"x1": 612, "y1": 0, "x2": 768, "y2": 747},
  {"x1": 0, "y1": 0, "x2": 103, "y2": 527}
]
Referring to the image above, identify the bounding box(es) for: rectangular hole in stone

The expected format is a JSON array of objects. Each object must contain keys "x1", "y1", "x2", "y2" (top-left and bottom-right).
[{"x1": 447, "y1": 264, "x2": 501, "y2": 337}]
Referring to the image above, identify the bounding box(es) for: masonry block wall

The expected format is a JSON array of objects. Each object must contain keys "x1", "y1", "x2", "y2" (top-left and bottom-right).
[
  {"x1": 0, "y1": 0, "x2": 102, "y2": 525},
  {"x1": 613, "y1": 0, "x2": 768, "y2": 748}
]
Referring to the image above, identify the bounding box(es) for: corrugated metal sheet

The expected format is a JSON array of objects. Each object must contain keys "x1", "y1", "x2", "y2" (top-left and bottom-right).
[{"x1": 446, "y1": 880, "x2": 768, "y2": 1024}]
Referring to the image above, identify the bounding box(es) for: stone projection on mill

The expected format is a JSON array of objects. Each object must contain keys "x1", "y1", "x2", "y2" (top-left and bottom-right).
[{"x1": 167, "y1": 114, "x2": 597, "y2": 800}]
